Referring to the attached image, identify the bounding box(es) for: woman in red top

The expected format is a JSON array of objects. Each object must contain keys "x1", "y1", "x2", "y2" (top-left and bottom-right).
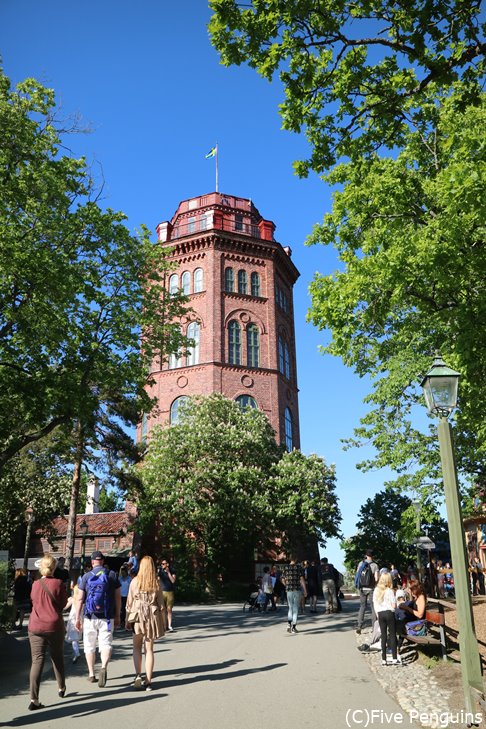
[{"x1": 28, "y1": 554, "x2": 68, "y2": 710}]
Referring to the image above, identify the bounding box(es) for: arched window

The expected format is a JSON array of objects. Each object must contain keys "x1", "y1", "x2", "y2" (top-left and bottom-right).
[
  {"x1": 238, "y1": 270, "x2": 248, "y2": 295},
  {"x1": 168, "y1": 326, "x2": 183, "y2": 369},
  {"x1": 181, "y1": 271, "x2": 190, "y2": 295},
  {"x1": 170, "y1": 396, "x2": 189, "y2": 425},
  {"x1": 225, "y1": 267, "x2": 234, "y2": 293},
  {"x1": 284, "y1": 408, "x2": 293, "y2": 451},
  {"x1": 169, "y1": 274, "x2": 179, "y2": 296},
  {"x1": 194, "y1": 268, "x2": 203, "y2": 293},
  {"x1": 278, "y1": 335, "x2": 291, "y2": 379},
  {"x1": 236, "y1": 395, "x2": 258, "y2": 410},
  {"x1": 247, "y1": 324, "x2": 260, "y2": 368},
  {"x1": 228, "y1": 320, "x2": 241, "y2": 365},
  {"x1": 251, "y1": 273, "x2": 260, "y2": 297},
  {"x1": 186, "y1": 321, "x2": 200, "y2": 366}
]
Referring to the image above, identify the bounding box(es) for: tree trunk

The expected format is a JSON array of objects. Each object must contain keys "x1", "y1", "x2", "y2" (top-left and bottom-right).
[{"x1": 65, "y1": 421, "x2": 84, "y2": 572}]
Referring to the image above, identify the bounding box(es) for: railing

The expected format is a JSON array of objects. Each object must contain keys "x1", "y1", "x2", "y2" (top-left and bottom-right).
[{"x1": 171, "y1": 219, "x2": 261, "y2": 240}]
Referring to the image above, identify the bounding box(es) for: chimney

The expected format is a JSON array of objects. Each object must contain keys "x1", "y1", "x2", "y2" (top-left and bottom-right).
[{"x1": 85, "y1": 476, "x2": 100, "y2": 514}]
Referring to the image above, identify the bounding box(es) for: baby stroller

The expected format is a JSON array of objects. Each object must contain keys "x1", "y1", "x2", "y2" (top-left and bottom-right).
[{"x1": 243, "y1": 582, "x2": 265, "y2": 612}]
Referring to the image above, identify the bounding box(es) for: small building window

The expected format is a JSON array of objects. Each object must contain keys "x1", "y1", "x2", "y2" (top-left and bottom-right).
[
  {"x1": 200, "y1": 216, "x2": 207, "y2": 231},
  {"x1": 284, "y1": 408, "x2": 293, "y2": 451},
  {"x1": 236, "y1": 395, "x2": 258, "y2": 410},
  {"x1": 247, "y1": 324, "x2": 260, "y2": 368},
  {"x1": 251, "y1": 272, "x2": 260, "y2": 297},
  {"x1": 238, "y1": 270, "x2": 248, "y2": 295},
  {"x1": 194, "y1": 268, "x2": 203, "y2": 293},
  {"x1": 228, "y1": 320, "x2": 241, "y2": 365},
  {"x1": 181, "y1": 271, "x2": 190, "y2": 295},
  {"x1": 225, "y1": 267, "x2": 234, "y2": 293},
  {"x1": 186, "y1": 322, "x2": 200, "y2": 366},
  {"x1": 170, "y1": 396, "x2": 189, "y2": 424},
  {"x1": 188, "y1": 217, "x2": 196, "y2": 233},
  {"x1": 278, "y1": 336, "x2": 291, "y2": 379},
  {"x1": 169, "y1": 274, "x2": 179, "y2": 296},
  {"x1": 235, "y1": 213, "x2": 243, "y2": 231}
]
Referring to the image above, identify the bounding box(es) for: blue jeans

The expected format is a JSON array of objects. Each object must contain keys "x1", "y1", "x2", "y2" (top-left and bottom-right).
[{"x1": 287, "y1": 590, "x2": 301, "y2": 625}]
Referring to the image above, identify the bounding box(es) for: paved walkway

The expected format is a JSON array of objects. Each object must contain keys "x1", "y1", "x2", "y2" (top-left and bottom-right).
[{"x1": 1, "y1": 600, "x2": 412, "y2": 729}]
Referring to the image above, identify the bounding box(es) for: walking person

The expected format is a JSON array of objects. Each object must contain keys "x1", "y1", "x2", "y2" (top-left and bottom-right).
[
  {"x1": 65, "y1": 579, "x2": 82, "y2": 663},
  {"x1": 13, "y1": 568, "x2": 31, "y2": 630},
  {"x1": 119, "y1": 565, "x2": 131, "y2": 625},
  {"x1": 355, "y1": 549, "x2": 379, "y2": 634},
  {"x1": 373, "y1": 572, "x2": 399, "y2": 665},
  {"x1": 320, "y1": 557, "x2": 338, "y2": 614},
  {"x1": 262, "y1": 566, "x2": 274, "y2": 611},
  {"x1": 305, "y1": 560, "x2": 319, "y2": 613},
  {"x1": 27, "y1": 554, "x2": 68, "y2": 710},
  {"x1": 158, "y1": 558, "x2": 176, "y2": 631},
  {"x1": 280, "y1": 557, "x2": 307, "y2": 633},
  {"x1": 126, "y1": 556, "x2": 166, "y2": 691},
  {"x1": 75, "y1": 551, "x2": 121, "y2": 687}
]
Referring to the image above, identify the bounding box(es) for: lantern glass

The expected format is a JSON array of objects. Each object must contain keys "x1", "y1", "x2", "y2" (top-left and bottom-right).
[{"x1": 420, "y1": 356, "x2": 460, "y2": 417}]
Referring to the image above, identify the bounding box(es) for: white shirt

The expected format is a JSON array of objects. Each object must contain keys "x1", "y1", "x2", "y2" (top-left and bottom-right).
[{"x1": 373, "y1": 587, "x2": 397, "y2": 613}]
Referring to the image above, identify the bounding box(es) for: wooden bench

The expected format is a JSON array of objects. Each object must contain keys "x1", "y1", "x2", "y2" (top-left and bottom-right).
[{"x1": 403, "y1": 603, "x2": 447, "y2": 660}]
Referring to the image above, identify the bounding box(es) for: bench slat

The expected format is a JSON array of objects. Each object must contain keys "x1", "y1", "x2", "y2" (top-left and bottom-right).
[{"x1": 406, "y1": 635, "x2": 441, "y2": 645}]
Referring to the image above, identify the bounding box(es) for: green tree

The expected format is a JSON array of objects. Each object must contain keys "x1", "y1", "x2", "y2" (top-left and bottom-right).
[
  {"x1": 209, "y1": 0, "x2": 484, "y2": 175},
  {"x1": 137, "y1": 394, "x2": 342, "y2": 586},
  {"x1": 343, "y1": 489, "x2": 449, "y2": 571},
  {"x1": 209, "y1": 3, "x2": 486, "y2": 496},
  {"x1": 0, "y1": 70, "x2": 188, "y2": 470},
  {"x1": 271, "y1": 449, "x2": 341, "y2": 552}
]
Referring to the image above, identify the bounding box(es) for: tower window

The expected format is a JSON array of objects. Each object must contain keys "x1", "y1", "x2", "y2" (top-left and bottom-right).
[
  {"x1": 225, "y1": 267, "x2": 234, "y2": 293},
  {"x1": 278, "y1": 336, "x2": 291, "y2": 379},
  {"x1": 284, "y1": 408, "x2": 293, "y2": 451},
  {"x1": 247, "y1": 324, "x2": 260, "y2": 368},
  {"x1": 186, "y1": 321, "x2": 200, "y2": 366},
  {"x1": 238, "y1": 270, "x2": 248, "y2": 295},
  {"x1": 235, "y1": 213, "x2": 243, "y2": 231},
  {"x1": 251, "y1": 272, "x2": 260, "y2": 297},
  {"x1": 228, "y1": 320, "x2": 241, "y2": 365},
  {"x1": 170, "y1": 396, "x2": 189, "y2": 424},
  {"x1": 169, "y1": 274, "x2": 179, "y2": 296},
  {"x1": 236, "y1": 395, "x2": 257, "y2": 410},
  {"x1": 188, "y1": 217, "x2": 196, "y2": 233},
  {"x1": 194, "y1": 268, "x2": 203, "y2": 293},
  {"x1": 181, "y1": 271, "x2": 190, "y2": 295}
]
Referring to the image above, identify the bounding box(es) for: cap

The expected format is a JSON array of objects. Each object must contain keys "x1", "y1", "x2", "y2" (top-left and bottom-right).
[{"x1": 91, "y1": 550, "x2": 104, "y2": 561}]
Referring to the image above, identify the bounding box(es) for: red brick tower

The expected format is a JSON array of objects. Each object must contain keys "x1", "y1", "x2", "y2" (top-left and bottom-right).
[{"x1": 140, "y1": 192, "x2": 300, "y2": 449}]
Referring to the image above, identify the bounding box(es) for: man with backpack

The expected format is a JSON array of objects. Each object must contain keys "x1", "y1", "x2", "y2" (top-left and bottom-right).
[
  {"x1": 355, "y1": 549, "x2": 379, "y2": 634},
  {"x1": 75, "y1": 551, "x2": 121, "y2": 687}
]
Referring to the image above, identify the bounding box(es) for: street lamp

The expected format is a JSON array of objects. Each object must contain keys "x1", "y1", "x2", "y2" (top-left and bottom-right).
[
  {"x1": 79, "y1": 518, "x2": 88, "y2": 575},
  {"x1": 412, "y1": 499, "x2": 421, "y2": 578},
  {"x1": 23, "y1": 507, "x2": 35, "y2": 573},
  {"x1": 420, "y1": 355, "x2": 483, "y2": 712}
]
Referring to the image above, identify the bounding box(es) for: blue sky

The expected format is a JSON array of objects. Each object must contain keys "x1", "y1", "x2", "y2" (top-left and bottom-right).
[{"x1": 1, "y1": 1, "x2": 400, "y2": 570}]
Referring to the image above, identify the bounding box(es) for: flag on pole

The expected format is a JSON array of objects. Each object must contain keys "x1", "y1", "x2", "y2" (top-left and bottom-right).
[
  {"x1": 205, "y1": 146, "x2": 217, "y2": 159},
  {"x1": 204, "y1": 144, "x2": 219, "y2": 191}
]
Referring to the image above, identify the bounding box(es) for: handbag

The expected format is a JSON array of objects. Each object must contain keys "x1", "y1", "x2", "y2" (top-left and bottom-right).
[
  {"x1": 406, "y1": 619, "x2": 427, "y2": 637},
  {"x1": 127, "y1": 610, "x2": 139, "y2": 623}
]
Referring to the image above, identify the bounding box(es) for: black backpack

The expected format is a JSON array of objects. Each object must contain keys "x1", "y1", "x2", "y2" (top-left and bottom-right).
[{"x1": 359, "y1": 561, "x2": 375, "y2": 588}]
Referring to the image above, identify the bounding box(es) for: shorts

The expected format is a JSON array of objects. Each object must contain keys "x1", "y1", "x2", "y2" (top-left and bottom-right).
[
  {"x1": 83, "y1": 616, "x2": 114, "y2": 654},
  {"x1": 162, "y1": 591, "x2": 175, "y2": 609}
]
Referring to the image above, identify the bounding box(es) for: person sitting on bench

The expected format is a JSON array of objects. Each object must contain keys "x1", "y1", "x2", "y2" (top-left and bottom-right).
[{"x1": 395, "y1": 580, "x2": 426, "y2": 644}]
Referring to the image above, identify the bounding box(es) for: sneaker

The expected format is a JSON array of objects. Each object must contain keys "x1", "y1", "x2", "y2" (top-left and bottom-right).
[
  {"x1": 58, "y1": 688, "x2": 66, "y2": 698},
  {"x1": 145, "y1": 684, "x2": 153, "y2": 692},
  {"x1": 291, "y1": 625, "x2": 298, "y2": 633},
  {"x1": 133, "y1": 675, "x2": 143, "y2": 690},
  {"x1": 286, "y1": 626, "x2": 292, "y2": 633},
  {"x1": 87, "y1": 675, "x2": 97, "y2": 683},
  {"x1": 391, "y1": 659, "x2": 400, "y2": 665},
  {"x1": 167, "y1": 626, "x2": 174, "y2": 632},
  {"x1": 98, "y1": 667, "x2": 107, "y2": 688},
  {"x1": 381, "y1": 660, "x2": 387, "y2": 666}
]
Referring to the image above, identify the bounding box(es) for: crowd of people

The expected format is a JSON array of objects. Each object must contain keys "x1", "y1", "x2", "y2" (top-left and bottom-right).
[{"x1": 21, "y1": 550, "x2": 176, "y2": 710}]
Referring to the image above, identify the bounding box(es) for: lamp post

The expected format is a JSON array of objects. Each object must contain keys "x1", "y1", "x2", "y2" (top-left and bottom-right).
[
  {"x1": 412, "y1": 499, "x2": 421, "y2": 578},
  {"x1": 23, "y1": 507, "x2": 35, "y2": 573},
  {"x1": 421, "y1": 354, "x2": 483, "y2": 712},
  {"x1": 80, "y1": 518, "x2": 88, "y2": 575}
]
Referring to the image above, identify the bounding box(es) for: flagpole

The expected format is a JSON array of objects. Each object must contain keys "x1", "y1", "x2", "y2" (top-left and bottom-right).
[{"x1": 215, "y1": 143, "x2": 219, "y2": 192}]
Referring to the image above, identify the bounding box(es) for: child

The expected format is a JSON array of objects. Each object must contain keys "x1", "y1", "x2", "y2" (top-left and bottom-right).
[{"x1": 65, "y1": 579, "x2": 82, "y2": 663}]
